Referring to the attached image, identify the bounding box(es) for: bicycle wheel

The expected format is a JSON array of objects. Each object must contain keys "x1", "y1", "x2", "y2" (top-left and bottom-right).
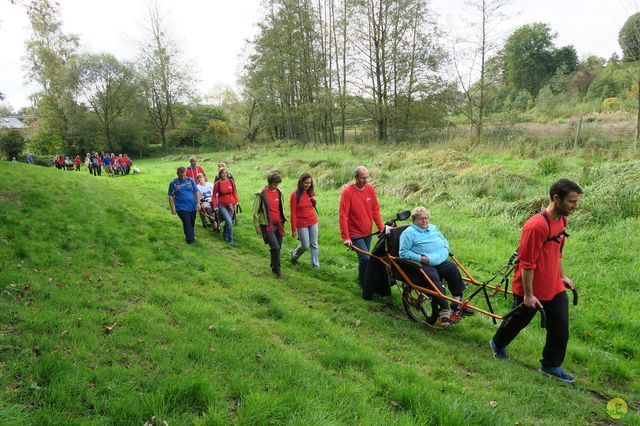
[{"x1": 402, "y1": 284, "x2": 437, "y2": 326}]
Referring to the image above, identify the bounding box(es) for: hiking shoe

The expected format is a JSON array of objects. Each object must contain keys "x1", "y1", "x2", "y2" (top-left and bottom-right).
[
  {"x1": 290, "y1": 250, "x2": 297, "y2": 265},
  {"x1": 539, "y1": 366, "x2": 575, "y2": 383},
  {"x1": 490, "y1": 339, "x2": 509, "y2": 360},
  {"x1": 437, "y1": 309, "x2": 452, "y2": 327}
]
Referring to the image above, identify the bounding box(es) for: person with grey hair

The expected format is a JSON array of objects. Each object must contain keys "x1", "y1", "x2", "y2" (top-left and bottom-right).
[
  {"x1": 253, "y1": 172, "x2": 287, "y2": 278},
  {"x1": 186, "y1": 156, "x2": 207, "y2": 182},
  {"x1": 339, "y1": 165, "x2": 383, "y2": 288},
  {"x1": 399, "y1": 206, "x2": 469, "y2": 326}
]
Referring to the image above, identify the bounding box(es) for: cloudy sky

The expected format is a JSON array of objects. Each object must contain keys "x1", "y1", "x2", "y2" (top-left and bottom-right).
[{"x1": 0, "y1": 0, "x2": 638, "y2": 111}]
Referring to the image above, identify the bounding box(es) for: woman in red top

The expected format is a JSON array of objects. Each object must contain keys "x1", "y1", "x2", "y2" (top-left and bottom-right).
[
  {"x1": 252, "y1": 172, "x2": 286, "y2": 278},
  {"x1": 74, "y1": 155, "x2": 82, "y2": 171},
  {"x1": 212, "y1": 167, "x2": 239, "y2": 245},
  {"x1": 289, "y1": 172, "x2": 319, "y2": 268}
]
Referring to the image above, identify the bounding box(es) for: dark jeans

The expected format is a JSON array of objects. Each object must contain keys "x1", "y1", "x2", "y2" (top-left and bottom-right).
[
  {"x1": 261, "y1": 222, "x2": 283, "y2": 273},
  {"x1": 420, "y1": 260, "x2": 466, "y2": 311},
  {"x1": 177, "y1": 210, "x2": 196, "y2": 243},
  {"x1": 492, "y1": 291, "x2": 569, "y2": 368},
  {"x1": 351, "y1": 235, "x2": 372, "y2": 288}
]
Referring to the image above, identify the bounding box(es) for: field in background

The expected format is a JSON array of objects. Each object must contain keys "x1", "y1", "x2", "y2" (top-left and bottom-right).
[{"x1": 0, "y1": 143, "x2": 638, "y2": 425}]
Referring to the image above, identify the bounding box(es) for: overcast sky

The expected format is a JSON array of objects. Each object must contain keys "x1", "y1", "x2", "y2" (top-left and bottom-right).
[{"x1": 1, "y1": 0, "x2": 639, "y2": 111}]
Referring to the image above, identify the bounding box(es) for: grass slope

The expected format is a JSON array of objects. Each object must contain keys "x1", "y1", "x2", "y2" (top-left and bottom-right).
[{"x1": 0, "y1": 144, "x2": 638, "y2": 425}]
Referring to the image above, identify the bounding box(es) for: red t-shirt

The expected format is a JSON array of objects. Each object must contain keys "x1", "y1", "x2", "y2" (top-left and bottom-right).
[
  {"x1": 512, "y1": 211, "x2": 567, "y2": 301},
  {"x1": 186, "y1": 166, "x2": 206, "y2": 182},
  {"x1": 290, "y1": 190, "x2": 318, "y2": 232},
  {"x1": 213, "y1": 179, "x2": 239, "y2": 208},
  {"x1": 265, "y1": 189, "x2": 281, "y2": 223},
  {"x1": 339, "y1": 182, "x2": 383, "y2": 241}
]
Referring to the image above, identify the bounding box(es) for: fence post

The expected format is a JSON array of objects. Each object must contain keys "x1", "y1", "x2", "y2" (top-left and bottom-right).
[{"x1": 573, "y1": 116, "x2": 583, "y2": 150}]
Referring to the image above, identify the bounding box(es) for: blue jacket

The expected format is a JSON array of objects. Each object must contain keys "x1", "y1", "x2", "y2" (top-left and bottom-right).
[{"x1": 399, "y1": 223, "x2": 450, "y2": 266}]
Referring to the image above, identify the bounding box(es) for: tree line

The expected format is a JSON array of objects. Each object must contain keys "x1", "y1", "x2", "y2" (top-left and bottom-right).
[{"x1": 3, "y1": 0, "x2": 640, "y2": 159}]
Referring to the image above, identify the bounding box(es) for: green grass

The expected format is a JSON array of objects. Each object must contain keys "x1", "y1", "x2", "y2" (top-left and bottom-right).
[{"x1": 0, "y1": 143, "x2": 639, "y2": 425}]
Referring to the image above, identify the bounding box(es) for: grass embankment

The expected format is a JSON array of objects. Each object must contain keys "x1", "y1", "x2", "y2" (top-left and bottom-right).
[{"x1": 0, "y1": 144, "x2": 638, "y2": 425}]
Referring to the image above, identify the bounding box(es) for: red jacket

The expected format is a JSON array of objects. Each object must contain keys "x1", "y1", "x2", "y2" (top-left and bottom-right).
[
  {"x1": 290, "y1": 190, "x2": 318, "y2": 233},
  {"x1": 513, "y1": 211, "x2": 567, "y2": 301},
  {"x1": 339, "y1": 182, "x2": 383, "y2": 241},
  {"x1": 213, "y1": 179, "x2": 239, "y2": 208},
  {"x1": 186, "y1": 165, "x2": 206, "y2": 182}
]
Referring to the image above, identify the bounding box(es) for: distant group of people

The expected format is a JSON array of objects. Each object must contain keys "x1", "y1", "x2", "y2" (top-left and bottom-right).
[
  {"x1": 53, "y1": 155, "x2": 82, "y2": 171},
  {"x1": 167, "y1": 158, "x2": 583, "y2": 383},
  {"x1": 84, "y1": 152, "x2": 133, "y2": 176}
]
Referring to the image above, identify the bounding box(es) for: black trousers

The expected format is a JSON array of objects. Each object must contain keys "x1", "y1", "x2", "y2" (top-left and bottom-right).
[
  {"x1": 261, "y1": 222, "x2": 283, "y2": 273},
  {"x1": 177, "y1": 210, "x2": 196, "y2": 243},
  {"x1": 420, "y1": 260, "x2": 466, "y2": 311},
  {"x1": 492, "y1": 291, "x2": 569, "y2": 368}
]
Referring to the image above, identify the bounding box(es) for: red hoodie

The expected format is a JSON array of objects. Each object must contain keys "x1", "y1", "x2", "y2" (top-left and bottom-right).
[{"x1": 339, "y1": 182, "x2": 383, "y2": 241}]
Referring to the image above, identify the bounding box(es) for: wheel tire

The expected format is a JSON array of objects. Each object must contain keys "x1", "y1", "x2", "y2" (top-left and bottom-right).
[{"x1": 402, "y1": 285, "x2": 437, "y2": 326}]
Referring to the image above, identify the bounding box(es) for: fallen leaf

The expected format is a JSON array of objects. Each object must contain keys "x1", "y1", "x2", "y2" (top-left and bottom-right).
[
  {"x1": 104, "y1": 322, "x2": 118, "y2": 334},
  {"x1": 20, "y1": 285, "x2": 29, "y2": 295},
  {"x1": 208, "y1": 325, "x2": 215, "y2": 330},
  {"x1": 390, "y1": 400, "x2": 400, "y2": 410},
  {"x1": 77, "y1": 317, "x2": 83, "y2": 321},
  {"x1": 136, "y1": 339, "x2": 144, "y2": 345},
  {"x1": 82, "y1": 272, "x2": 91, "y2": 281},
  {"x1": 48, "y1": 277, "x2": 53, "y2": 283},
  {"x1": 355, "y1": 319, "x2": 362, "y2": 327},
  {"x1": 97, "y1": 277, "x2": 103, "y2": 282},
  {"x1": 490, "y1": 400, "x2": 497, "y2": 408},
  {"x1": 33, "y1": 268, "x2": 41, "y2": 273},
  {"x1": 60, "y1": 330, "x2": 68, "y2": 338}
]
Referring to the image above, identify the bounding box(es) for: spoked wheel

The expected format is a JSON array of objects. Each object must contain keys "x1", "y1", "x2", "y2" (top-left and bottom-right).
[{"x1": 402, "y1": 284, "x2": 438, "y2": 327}]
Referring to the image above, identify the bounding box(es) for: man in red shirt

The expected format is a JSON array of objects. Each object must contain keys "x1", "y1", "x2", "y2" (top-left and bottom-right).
[
  {"x1": 186, "y1": 156, "x2": 207, "y2": 182},
  {"x1": 490, "y1": 178, "x2": 582, "y2": 383},
  {"x1": 339, "y1": 166, "x2": 383, "y2": 288}
]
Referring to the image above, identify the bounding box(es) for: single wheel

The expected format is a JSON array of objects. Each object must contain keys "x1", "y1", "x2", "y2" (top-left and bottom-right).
[{"x1": 402, "y1": 284, "x2": 437, "y2": 326}]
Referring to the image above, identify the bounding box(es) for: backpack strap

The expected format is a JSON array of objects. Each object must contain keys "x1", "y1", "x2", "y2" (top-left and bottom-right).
[{"x1": 538, "y1": 210, "x2": 569, "y2": 245}]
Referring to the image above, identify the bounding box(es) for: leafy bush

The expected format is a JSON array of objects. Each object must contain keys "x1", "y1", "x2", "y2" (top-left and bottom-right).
[{"x1": 0, "y1": 129, "x2": 26, "y2": 160}]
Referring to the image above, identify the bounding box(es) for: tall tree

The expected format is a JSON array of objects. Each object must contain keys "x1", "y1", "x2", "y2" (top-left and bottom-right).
[
  {"x1": 452, "y1": 0, "x2": 510, "y2": 139},
  {"x1": 138, "y1": 1, "x2": 193, "y2": 154},
  {"x1": 73, "y1": 53, "x2": 137, "y2": 152},
  {"x1": 619, "y1": 12, "x2": 640, "y2": 146},
  {"x1": 24, "y1": 0, "x2": 79, "y2": 152}
]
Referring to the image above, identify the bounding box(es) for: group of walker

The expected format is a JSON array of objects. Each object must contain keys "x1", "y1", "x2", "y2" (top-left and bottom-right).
[{"x1": 168, "y1": 160, "x2": 583, "y2": 384}]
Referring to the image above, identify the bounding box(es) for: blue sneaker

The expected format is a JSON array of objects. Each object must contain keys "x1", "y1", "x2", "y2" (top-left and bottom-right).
[
  {"x1": 539, "y1": 366, "x2": 575, "y2": 383},
  {"x1": 490, "y1": 339, "x2": 509, "y2": 360}
]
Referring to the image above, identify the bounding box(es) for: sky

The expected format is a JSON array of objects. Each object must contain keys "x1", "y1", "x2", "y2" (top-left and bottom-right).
[{"x1": 0, "y1": 0, "x2": 639, "y2": 111}]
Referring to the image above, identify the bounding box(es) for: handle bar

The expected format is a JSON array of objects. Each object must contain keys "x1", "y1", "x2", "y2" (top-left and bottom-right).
[{"x1": 502, "y1": 304, "x2": 547, "y2": 328}]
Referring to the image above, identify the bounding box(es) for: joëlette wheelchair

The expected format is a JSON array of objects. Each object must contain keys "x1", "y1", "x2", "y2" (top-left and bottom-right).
[{"x1": 350, "y1": 211, "x2": 577, "y2": 330}]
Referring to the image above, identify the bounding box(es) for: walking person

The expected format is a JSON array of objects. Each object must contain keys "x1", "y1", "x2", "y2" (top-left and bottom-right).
[
  {"x1": 339, "y1": 166, "x2": 383, "y2": 288},
  {"x1": 253, "y1": 172, "x2": 286, "y2": 278},
  {"x1": 289, "y1": 172, "x2": 319, "y2": 268},
  {"x1": 186, "y1": 156, "x2": 207, "y2": 182},
  {"x1": 168, "y1": 166, "x2": 201, "y2": 244},
  {"x1": 212, "y1": 167, "x2": 239, "y2": 245},
  {"x1": 490, "y1": 179, "x2": 582, "y2": 383}
]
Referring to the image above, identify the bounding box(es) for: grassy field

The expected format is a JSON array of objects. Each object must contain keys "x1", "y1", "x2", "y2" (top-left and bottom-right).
[{"x1": 1, "y1": 143, "x2": 638, "y2": 425}]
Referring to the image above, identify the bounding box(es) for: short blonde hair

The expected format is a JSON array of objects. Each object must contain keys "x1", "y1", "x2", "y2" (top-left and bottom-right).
[{"x1": 411, "y1": 206, "x2": 430, "y2": 222}]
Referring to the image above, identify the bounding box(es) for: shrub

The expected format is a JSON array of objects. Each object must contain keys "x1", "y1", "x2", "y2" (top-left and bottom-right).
[
  {"x1": 0, "y1": 129, "x2": 26, "y2": 160},
  {"x1": 536, "y1": 156, "x2": 562, "y2": 175}
]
